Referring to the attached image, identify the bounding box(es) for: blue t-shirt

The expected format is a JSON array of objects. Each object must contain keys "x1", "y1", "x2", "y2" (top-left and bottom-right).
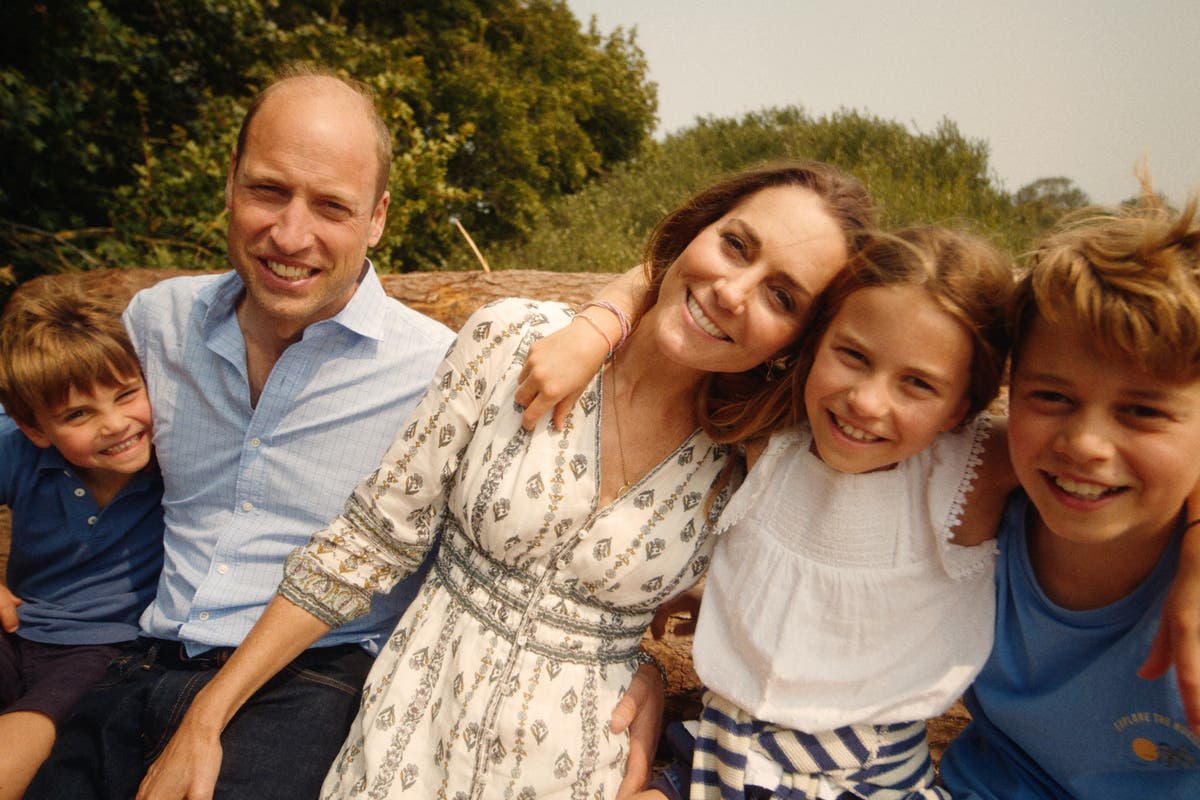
[
  {"x1": 1, "y1": 412, "x2": 164, "y2": 644},
  {"x1": 941, "y1": 491, "x2": 1200, "y2": 798}
]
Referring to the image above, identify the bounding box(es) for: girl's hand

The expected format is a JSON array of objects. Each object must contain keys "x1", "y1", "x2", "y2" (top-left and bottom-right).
[
  {"x1": 516, "y1": 266, "x2": 649, "y2": 432},
  {"x1": 516, "y1": 315, "x2": 611, "y2": 431}
]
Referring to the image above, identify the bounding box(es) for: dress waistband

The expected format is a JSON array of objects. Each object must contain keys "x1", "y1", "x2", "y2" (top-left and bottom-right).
[{"x1": 434, "y1": 517, "x2": 650, "y2": 665}]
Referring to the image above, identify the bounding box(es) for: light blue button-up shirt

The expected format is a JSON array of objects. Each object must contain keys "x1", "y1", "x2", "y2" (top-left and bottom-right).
[{"x1": 124, "y1": 267, "x2": 453, "y2": 654}]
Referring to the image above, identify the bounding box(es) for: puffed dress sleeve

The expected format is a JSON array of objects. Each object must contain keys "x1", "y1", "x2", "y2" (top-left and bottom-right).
[{"x1": 278, "y1": 298, "x2": 566, "y2": 627}]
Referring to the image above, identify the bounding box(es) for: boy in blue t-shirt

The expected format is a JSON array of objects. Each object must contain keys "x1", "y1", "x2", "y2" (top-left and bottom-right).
[
  {"x1": 940, "y1": 189, "x2": 1200, "y2": 797},
  {"x1": 0, "y1": 276, "x2": 164, "y2": 798}
]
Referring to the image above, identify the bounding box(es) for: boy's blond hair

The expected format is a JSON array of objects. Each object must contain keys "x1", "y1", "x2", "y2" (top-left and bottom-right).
[
  {"x1": 1012, "y1": 187, "x2": 1200, "y2": 380},
  {"x1": 0, "y1": 275, "x2": 142, "y2": 428}
]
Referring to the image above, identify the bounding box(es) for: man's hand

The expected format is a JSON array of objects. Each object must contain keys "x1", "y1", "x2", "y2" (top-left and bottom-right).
[
  {"x1": 0, "y1": 584, "x2": 22, "y2": 633},
  {"x1": 611, "y1": 662, "x2": 666, "y2": 799},
  {"x1": 1140, "y1": 519, "x2": 1200, "y2": 734},
  {"x1": 136, "y1": 714, "x2": 224, "y2": 800}
]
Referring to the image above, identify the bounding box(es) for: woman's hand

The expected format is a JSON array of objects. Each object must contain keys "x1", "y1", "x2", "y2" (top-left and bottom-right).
[
  {"x1": 611, "y1": 662, "x2": 666, "y2": 799},
  {"x1": 516, "y1": 266, "x2": 649, "y2": 432}
]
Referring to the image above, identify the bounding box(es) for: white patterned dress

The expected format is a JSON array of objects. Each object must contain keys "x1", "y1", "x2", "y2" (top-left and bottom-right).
[{"x1": 280, "y1": 299, "x2": 737, "y2": 800}]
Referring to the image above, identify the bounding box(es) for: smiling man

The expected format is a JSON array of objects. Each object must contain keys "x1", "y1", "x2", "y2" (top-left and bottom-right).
[{"x1": 26, "y1": 64, "x2": 455, "y2": 800}]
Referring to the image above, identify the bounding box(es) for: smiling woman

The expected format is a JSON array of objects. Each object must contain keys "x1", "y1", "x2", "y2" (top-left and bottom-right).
[{"x1": 134, "y1": 160, "x2": 878, "y2": 800}]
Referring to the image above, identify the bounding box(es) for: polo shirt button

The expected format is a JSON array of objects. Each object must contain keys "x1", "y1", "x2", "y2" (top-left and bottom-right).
[
  {"x1": 241, "y1": 501, "x2": 253, "y2": 511},
  {"x1": 198, "y1": 611, "x2": 210, "y2": 621},
  {"x1": 217, "y1": 564, "x2": 229, "y2": 575},
  {"x1": 87, "y1": 515, "x2": 98, "y2": 525},
  {"x1": 250, "y1": 437, "x2": 262, "y2": 448},
  {"x1": 74, "y1": 487, "x2": 86, "y2": 497}
]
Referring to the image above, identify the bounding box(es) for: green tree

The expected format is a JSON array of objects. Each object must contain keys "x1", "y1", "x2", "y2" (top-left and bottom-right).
[
  {"x1": 1011, "y1": 176, "x2": 1091, "y2": 231},
  {"x1": 477, "y1": 106, "x2": 1043, "y2": 274},
  {"x1": 0, "y1": 0, "x2": 656, "y2": 284}
]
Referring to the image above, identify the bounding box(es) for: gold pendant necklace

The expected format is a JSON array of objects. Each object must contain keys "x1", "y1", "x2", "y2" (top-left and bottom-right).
[{"x1": 608, "y1": 357, "x2": 632, "y2": 498}]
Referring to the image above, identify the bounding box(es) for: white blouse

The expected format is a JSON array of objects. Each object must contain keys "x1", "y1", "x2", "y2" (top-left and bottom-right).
[{"x1": 693, "y1": 419, "x2": 998, "y2": 732}]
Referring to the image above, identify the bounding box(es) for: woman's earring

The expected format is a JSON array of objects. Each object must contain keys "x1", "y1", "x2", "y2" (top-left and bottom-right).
[{"x1": 764, "y1": 356, "x2": 791, "y2": 382}]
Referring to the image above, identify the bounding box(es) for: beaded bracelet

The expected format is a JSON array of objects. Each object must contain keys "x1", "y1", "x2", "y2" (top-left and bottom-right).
[
  {"x1": 572, "y1": 313, "x2": 614, "y2": 358},
  {"x1": 581, "y1": 300, "x2": 631, "y2": 351}
]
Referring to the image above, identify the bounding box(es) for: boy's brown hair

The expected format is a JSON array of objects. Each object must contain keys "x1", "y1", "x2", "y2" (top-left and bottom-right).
[
  {"x1": 0, "y1": 275, "x2": 142, "y2": 428},
  {"x1": 1011, "y1": 188, "x2": 1200, "y2": 380},
  {"x1": 703, "y1": 226, "x2": 1014, "y2": 442}
]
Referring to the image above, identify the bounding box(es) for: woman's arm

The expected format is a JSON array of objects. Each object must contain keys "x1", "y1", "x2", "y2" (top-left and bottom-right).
[
  {"x1": 138, "y1": 302, "x2": 535, "y2": 799},
  {"x1": 517, "y1": 266, "x2": 649, "y2": 431},
  {"x1": 136, "y1": 596, "x2": 330, "y2": 800}
]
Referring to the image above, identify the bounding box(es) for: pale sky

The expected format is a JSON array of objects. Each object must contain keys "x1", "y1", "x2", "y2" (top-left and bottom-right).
[{"x1": 567, "y1": 0, "x2": 1200, "y2": 206}]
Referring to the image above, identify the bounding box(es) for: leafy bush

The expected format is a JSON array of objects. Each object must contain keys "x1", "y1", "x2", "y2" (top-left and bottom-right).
[
  {"x1": 0, "y1": 0, "x2": 655, "y2": 287},
  {"x1": 468, "y1": 107, "x2": 1072, "y2": 274}
]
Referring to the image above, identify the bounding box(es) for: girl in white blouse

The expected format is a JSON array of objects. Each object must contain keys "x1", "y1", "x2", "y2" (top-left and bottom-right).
[{"x1": 633, "y1": 226, "x2": 1018, "y2": 799}]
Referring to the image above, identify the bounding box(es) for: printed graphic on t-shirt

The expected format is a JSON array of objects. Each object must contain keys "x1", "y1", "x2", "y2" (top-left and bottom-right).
[{"x1": 1113, "y1": 710, "x2": 1200, "y2": 769}]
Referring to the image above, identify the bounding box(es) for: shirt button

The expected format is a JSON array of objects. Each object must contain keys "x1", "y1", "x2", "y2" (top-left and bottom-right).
[
  {"x1": 250, "y1": 437, "x2": 262, "y2": 448},
  {"x1": 198, "y1": 611, "x2": 210, "y2": 621},
  {"x1": 516, "y1": 634, "x2": 528, "y2": 646},
  {"x1": 74, "y1": 487, "x2": 87, "y2": 497},
  {"x1": 241, "y1": 501, "x2": 253, "y2": 511},
  {"x1": 217, "y1": 564, "x2": 229, "y2": 575},
  {"x1": 87, "y1": 515, "x2": 98, "y2": 525}
]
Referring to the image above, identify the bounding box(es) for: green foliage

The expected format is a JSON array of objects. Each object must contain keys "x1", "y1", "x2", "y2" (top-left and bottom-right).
[
  {"x1": 1, "y1": 1, "x2": 1091, "y2": 292},
  {"x1": 1011, "y1": 176, "x2": 1091, "y2": 233},
  {"x1": 473, "y1": 107, "x2": 1071, "y2": 273},
  {"x1": 0, "y1": 0, "x2": 655, "y2": 281}
]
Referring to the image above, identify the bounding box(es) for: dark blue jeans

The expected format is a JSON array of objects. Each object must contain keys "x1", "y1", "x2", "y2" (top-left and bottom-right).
[{"x1": 26, "y1": 638, "x2": 373, "y2": 800}]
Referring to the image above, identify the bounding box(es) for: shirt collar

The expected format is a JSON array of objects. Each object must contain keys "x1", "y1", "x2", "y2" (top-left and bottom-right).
[
  {"x1": 33, "y1": 440, "x2": 160, "y2": 492},
  {"x1": 33, "y1": 441, "x2": 71, "y2": 473},
  {"x1": 197, "y1": 260, "x2": 391, "y2": 343}
]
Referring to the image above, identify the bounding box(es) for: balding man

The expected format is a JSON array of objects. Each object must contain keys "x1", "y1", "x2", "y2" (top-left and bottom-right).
[{"x1": 27, "y1": 64, "x2": 454, "y2": 799}]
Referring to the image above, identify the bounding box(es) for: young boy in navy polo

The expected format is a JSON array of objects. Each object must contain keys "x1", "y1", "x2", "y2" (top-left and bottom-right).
[{"x1": 0, "y1": 276, "x2": 164, "y2": 799}]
